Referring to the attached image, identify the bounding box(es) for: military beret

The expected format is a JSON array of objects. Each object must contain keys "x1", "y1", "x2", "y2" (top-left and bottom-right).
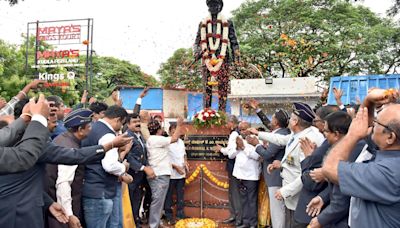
[
  {"x1": 293, "y1": 102, "x2": 315, "y2": 123},
  {"x1": 64, "y1": 108, "x2": 93, "y2": 128}
]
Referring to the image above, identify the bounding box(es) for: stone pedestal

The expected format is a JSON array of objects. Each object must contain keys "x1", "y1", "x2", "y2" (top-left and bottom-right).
[{"x1": 181, "y1": 123, "x2": 231, "y2": 220}]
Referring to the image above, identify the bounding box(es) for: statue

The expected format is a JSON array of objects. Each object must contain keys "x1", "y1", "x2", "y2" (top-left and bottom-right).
[{"x1": 194, "y1": 0, "x2": 240, "y2": 112}]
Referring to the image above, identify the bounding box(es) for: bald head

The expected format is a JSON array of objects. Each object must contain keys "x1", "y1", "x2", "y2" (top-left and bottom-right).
[
  {"x1": 374, "y1": 104, "x2": 400, "y2": 148},
  {"x1": 239, "y1": 121, "x2": 251, "y2": 130}
]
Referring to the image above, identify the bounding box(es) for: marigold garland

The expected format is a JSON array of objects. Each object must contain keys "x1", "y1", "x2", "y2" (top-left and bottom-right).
[
  {"x1": 185, "y1": 164, "x2": 229, "y2": 189},
  {"x1": 175, "y1": 218, "x2": 217, "y2": 228}
]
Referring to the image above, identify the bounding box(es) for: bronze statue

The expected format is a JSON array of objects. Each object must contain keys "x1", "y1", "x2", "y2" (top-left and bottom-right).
[{"x1": 194, "y1": 0, "x2": 240, "y2": 112}]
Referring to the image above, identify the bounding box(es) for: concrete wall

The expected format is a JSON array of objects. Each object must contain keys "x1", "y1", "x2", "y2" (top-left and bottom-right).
[
  {"x1": 230, "y1": 77, "x2": 320, "y2": 99},
  {"x1": 163, "y1": 89, "x2": 187, "y2": 118}
]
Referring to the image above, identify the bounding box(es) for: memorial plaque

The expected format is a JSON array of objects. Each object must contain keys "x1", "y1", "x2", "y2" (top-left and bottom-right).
[{"x1": 184, "y1": 135, "x2": 229, "y2": 160}]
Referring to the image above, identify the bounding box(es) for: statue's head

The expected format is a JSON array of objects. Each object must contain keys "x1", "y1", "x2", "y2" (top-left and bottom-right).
[{"x1": 207, "y1": 0, "x2": 223, "y2": 15}]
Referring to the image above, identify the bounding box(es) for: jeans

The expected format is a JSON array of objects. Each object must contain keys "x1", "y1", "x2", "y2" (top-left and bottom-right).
[
  {"x1": 148, "y1": 175, "x2": 170, "y2": 228},
  {"x1": 107, "y1": 184, "x2": 123, "y2": 228},
  {"x1": 164, "y1": 178, "x2": 185, "y2": 219},
  {"x1": 83, "y1": 197, "x2": 113, "y2": 228}
]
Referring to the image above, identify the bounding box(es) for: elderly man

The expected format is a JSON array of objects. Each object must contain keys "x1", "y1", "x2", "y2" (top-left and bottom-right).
[
  {"x1": 46, "y1": 109, "x2": 94, "y2": 228},
  {"x1": 246, "y1": 108, "x2": 291, "y2": 228},
  {"x1": 229, "y1": 121, "x2": 261, "y2": 228},
  {"x1": 323, "y1": 89, "x2": 400, "y2": 228},
  {"x1": 249, "y1": 102, "x2": 325, "y2": 228}
]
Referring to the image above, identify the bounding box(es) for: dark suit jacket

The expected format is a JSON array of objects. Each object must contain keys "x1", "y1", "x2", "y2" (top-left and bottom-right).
[
  {"x1": 0, "y1": 120, "x2": 50, "y2": 174},
  {"x1": 256, "y1": 127, "x2": 290, "y2": 187},
  {"x1": 126, "y1": 129, "x2": 148, "y2": 173},
  {"x1": 317, "y1": 140, "x2": 366, "y2": 228},
  {"x1": 294, "y1": 140, "x2": 330, "y2": 224},
  {"x1": 0, "y1": 141, "x2": 105, "y2": 228},
  {"x1": 0, "y1": 118, "x2": 26, "y2": 147}
]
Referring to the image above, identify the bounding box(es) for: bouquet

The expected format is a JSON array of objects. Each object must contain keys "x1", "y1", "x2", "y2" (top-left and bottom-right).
[{"x1": 193, "y1": 108, "x2": 226, "y2": 129}]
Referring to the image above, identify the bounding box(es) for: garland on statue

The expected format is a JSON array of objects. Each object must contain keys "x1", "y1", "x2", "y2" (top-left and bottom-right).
[
  {"x1": 185, "y1": 164, "x2": 229, "y2": 189},
  {"x1": 200, "y1": 13, "x2": 229, "y2": 76}
]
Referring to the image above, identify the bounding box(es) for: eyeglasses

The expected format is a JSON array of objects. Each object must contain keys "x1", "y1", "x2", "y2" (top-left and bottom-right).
[{"x1": 373, "y1": 119, "x2": 399, "y2": 139}]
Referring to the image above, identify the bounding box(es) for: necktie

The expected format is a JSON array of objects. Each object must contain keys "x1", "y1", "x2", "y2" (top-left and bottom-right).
[{"x1": 287, "y1": 137, "x2": 295, "y2": 147}]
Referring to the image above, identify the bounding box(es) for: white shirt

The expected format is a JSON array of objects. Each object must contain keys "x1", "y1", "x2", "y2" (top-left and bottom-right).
[
  {"x1": 169, "y1": 138, "x2": 186, "y2": 179},
  {"x1": 146, "y1": 135, "x2": 172, "y2": 176},
  {"x1": 220, "y1": 131, "x2": 239, "y2": 157},
  {"x1": 56, "y1": 164, "x2": 78, "y2": 216},
  {"x1": 232, "y1": 140, "x2": 261, "y2": 181},
  {"x1": 99, "y1": 119, "x2": 126, "y2": 176}
]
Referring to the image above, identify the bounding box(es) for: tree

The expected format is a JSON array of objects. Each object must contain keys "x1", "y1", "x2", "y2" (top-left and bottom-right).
[
  {"x1": 388, "y1": 0, "x2": 400, "y2": 16},
  {"x1": 231, "y1": 0, "x2": 400, "y2": 81}
]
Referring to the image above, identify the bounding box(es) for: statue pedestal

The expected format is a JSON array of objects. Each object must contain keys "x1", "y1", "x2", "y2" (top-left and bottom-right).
[{"x1": 182, "y1": 123, "x2": 231, "y2": 220}]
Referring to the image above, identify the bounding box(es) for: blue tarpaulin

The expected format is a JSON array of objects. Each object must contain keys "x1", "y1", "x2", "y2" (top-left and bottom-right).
[{"x1": 119, "y1": 88, "x2": 163, "y2": 111}]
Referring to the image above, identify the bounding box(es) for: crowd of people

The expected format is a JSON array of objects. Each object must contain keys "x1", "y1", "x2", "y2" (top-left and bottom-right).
[
  {"x1": 0, "y1": 81, "x2": 188, "y2": 228},
  {"x1": 0, "y1": 79, "x2": 400, "y2": 228}
]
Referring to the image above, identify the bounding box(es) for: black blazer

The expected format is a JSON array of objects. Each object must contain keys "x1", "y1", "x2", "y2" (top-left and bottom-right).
[
  {"x1": 317, "y1": 140, "x2": 366, "y2": 228},
  {"x1": 126, "y1": 129, "x2": 148, "y2": 173},
  {"x1": 0, "y1": 141, "x2": 105, "y2": 228},
  {"x1": 256, "y1": 127, "x2": 290, "y2": 187},
  {"x1": 0, "y1": 120, "x2": 49, "y2": 174},
  {"x1": 294, "y1": 139, "x2": 331, "y2": 224}
]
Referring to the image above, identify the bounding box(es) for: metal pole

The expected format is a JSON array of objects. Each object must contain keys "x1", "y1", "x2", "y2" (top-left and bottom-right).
[
  {"x1": 200, "y1": 167, "x2": 204, "y2": 218},
  {"x1": 34, "y1": 20, "x2": 39, "y2": 78},
  {"x1": 85, "y1": 19, "x2": 90, "y2": 92},
  {"x1": 89, "y1": 18, "x2": 94, "y2": 96},
  {"x1": 25, "y1": 23, "x2": 29, "y2": 74}
]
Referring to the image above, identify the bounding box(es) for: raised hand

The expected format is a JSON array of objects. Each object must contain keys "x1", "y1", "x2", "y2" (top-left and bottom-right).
[
  {"x1": 248, "y1": 99, "x2": 259, "y2": 110},
  {"x1": 139, "y1": 87, "x2": 149, "y2": 98},
  {"x1": 245, "y1": 135, "x2": 259, "y2": 146},
  {"x1": 347, "y1": 106, "x2": 369, "y2": 140},
  {"x1": 333, "y1": 87, "x2": 343, "y2": 106},
  {"x1": 112, "y1": 132, "x2": 133, "y2": 148},
  {"x1": 310, "y1": 168, "x2": 325, "y2": 183},
  {"x1": 80, "y1": 90, "x2": 88, "y2": 104},
  {"x1": 366, "y1": 88, "x2": 399, "y2": 105},
  {"x1": 299, "y1": 137, "x2": 316, "y2": 157},
  {"x1": 29, "y1": 94, "x2": 50, "y2": 118}
]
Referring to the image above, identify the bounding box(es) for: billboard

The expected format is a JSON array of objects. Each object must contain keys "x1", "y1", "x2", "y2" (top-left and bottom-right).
[{"x1": 26, "y1": 19, "x2": 94, "y2": 91}]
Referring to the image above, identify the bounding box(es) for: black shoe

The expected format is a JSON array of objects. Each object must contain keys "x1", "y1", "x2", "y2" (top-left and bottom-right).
[
  {"x1": 222, "y1": 217, "x2": 236, "y2": 224},
  {"x1": 235, "y1": 220, "x2": 244, "y2": 227},
  {"x1": 165, "y1": 218, "x2": 176, "y2": 225}
]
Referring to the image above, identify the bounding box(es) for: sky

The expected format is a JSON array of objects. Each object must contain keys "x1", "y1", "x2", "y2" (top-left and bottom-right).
[{"x1": 0, "y1": 0, "x2": 395, "y2": 78}]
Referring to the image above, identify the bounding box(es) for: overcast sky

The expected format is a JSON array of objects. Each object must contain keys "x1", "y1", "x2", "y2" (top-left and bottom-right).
[{"x1": 0, "y1": 0, "x2": 395, "y2": 78}]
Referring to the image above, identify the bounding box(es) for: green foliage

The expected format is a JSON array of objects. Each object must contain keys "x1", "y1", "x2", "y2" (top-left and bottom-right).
[
  {"x1": 231, "y1": 0, "x2": 400, "y2": 81},
  {"x1": 158, "y1": 48, "x2": 203, "y2": 90}
]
